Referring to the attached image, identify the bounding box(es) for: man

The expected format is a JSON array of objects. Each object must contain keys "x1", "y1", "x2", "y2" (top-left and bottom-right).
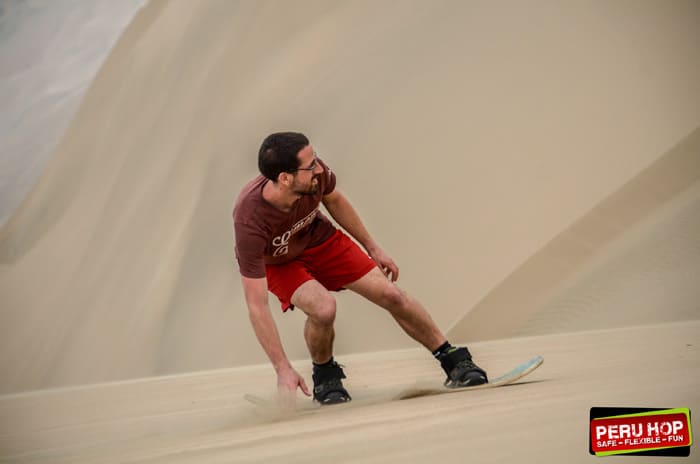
[{"x1": 233, "y1": 132, "x2": 487, "y2": 405}]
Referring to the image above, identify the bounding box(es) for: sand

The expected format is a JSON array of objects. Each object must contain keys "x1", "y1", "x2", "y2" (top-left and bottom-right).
[
  {"x1": 0, "y1": 0, "x2": 146, "y2": 227},
  {"x1": 1, "y1": 1, "x2": 699, "y2": 462},
  {"x1": 1, "y1": 322, "x2": 698, "y2": 462}
]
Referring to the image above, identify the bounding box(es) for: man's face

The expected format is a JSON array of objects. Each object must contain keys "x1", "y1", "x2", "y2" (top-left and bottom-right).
[{"x1": 290, "y1": 145, "x2": 323, "y2": 196}]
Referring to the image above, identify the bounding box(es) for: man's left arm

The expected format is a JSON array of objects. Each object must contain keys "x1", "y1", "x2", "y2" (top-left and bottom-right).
[{"x1": 322, "y1": 189, "x2": 399, "y2": 281}]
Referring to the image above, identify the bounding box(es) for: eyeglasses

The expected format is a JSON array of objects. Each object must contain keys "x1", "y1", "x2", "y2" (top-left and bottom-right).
[{"x1": 291, "y1": 154, "x2": 319, "y2": 172}]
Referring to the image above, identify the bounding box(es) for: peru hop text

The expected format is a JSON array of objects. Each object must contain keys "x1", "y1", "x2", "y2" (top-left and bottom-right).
[
  {"x1": 595, "y1": 420, "x2": 687, "y2": 448},
  {"x1": 590, "y1": 409, "x2": 692, "y2": 455}
]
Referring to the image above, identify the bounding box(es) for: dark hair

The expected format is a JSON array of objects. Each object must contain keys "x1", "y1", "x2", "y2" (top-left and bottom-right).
[{"x1": 258, "y1": 132, "x2": 309, "y2": 181}]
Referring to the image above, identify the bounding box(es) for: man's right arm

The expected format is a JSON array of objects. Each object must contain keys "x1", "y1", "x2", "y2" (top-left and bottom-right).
[{"x1": 240, "y1": 276, "x2": 310, "y2": 395}]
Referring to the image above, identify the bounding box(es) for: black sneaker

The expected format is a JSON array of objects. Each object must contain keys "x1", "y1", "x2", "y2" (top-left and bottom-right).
[
  {"x1": 438, "y1": 346, "x2": 488, "y2": 388},
  {"x1": 312, "y1": 360, "x2": 352, "y2": 405}
]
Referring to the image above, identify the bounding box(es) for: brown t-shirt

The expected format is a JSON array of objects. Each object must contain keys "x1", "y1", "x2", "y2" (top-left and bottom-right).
[{"x1": 233, "y1": 160, "x2": 338, "y2": 278}]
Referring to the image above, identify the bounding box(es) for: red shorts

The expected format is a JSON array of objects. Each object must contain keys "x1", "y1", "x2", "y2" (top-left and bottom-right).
[{"x1": 266, "y1": 230, "x2": 377, "y2": 312}]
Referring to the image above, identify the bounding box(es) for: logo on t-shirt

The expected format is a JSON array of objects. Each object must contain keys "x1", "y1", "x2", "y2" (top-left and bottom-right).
[{"x1": 271, "y1": 208, "x2": 319, "y2": 257}]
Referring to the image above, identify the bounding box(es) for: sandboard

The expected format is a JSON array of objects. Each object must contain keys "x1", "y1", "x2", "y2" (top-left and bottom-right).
[
  {"x1": 242, "y1": 392, "x2": 322, "y2": 419},
  {"x1": 243, "y1": 393, "x2": 272, "y2": 406},
  {"x1": 243, "y1": 355, "x2": 543, "y2": 408},
  {"x1": 395, "y1": 354, "x2": 543, "y2": 400}
]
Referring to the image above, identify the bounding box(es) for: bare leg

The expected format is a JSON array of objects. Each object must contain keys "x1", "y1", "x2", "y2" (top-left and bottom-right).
[
  {"x1": 290, "y1": 279, "x2": 337, "y2": 364},
  {"x1": 345, "y1": 267, "x2": 445, "y2": 352}
]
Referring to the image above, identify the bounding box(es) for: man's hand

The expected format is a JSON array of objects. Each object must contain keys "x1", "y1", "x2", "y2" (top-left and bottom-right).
[
  {"x1": 242, "y1": 276, "x2": 310, "y2": 399},
  {"x1": 277, "y1": 366, "x2": 311, "y2": 396},
  {"x1": 369, "y1": 247, "x2": 399, "y2": 282},
  {"x1": 323, "y1": 190, "x2": 399, "y2": 282}
]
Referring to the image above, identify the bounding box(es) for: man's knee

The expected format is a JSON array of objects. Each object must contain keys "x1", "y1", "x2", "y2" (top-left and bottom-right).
[
  {"x1": 380, "y1": 284, "x2": 408, "y2": 311},
  {"x1": 307, "y1": 294, "x2": 337, "y2": 326},
  {"x1": 292, "y1": 281, "x2": 337, "y2": 325}
]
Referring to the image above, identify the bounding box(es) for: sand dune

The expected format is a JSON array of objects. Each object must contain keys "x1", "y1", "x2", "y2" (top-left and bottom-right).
[
  {"x1": 2, "y1": 0, "x2": 699, "y2": 394},
  {"x1": 1, "y1": 0, "x2": 700, "y2": 461},
  {"x1": 0, "y1": 0, "x2": 145, "y2": 227},
  {"x1": 450, "y1": 128, "x2": 700, "y2": 341},
  {"x1": 1, "y1": 322, "x2": 698, "y2": 463}
]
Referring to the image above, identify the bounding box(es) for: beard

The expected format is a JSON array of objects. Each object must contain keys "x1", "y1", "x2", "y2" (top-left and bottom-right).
[{"x1": 291, "y1": 175, "x2": 320, "y2": 196}]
